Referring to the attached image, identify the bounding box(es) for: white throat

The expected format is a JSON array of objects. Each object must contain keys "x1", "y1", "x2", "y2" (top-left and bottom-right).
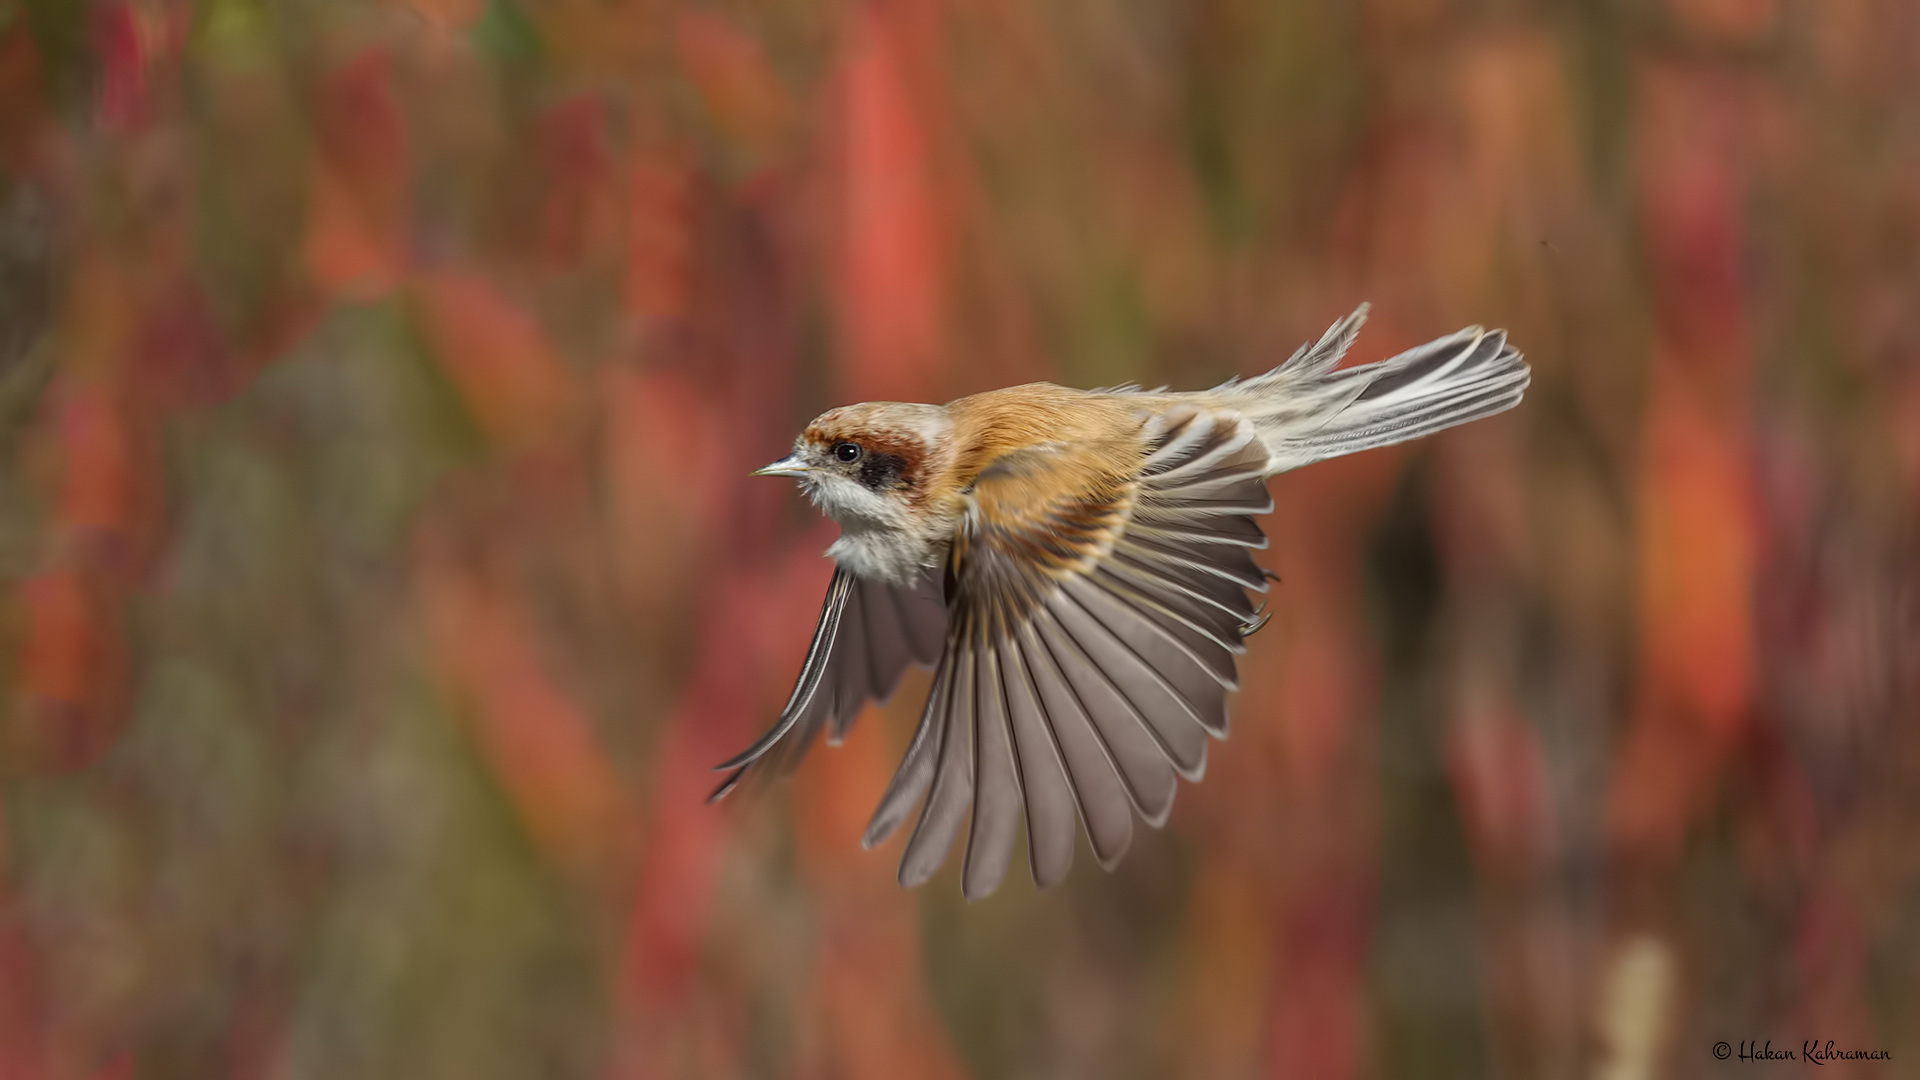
[{"x1": 799, "y1": 472, "x2": 938, "y2": 584}]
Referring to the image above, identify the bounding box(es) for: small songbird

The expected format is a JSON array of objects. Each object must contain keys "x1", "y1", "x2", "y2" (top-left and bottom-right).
[{"x1": 715, "y1": 305, "x2": 1529, "y2": 898}]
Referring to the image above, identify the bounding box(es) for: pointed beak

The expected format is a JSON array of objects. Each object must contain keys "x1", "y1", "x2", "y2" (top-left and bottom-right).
[{"x1": 751, "y1": 454, "x2": 811, "y2": 478}]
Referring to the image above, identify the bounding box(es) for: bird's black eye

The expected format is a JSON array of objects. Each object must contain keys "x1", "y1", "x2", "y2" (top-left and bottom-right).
[{"x1": 833, "y1": 442, "x2": 862, "y2": 463}]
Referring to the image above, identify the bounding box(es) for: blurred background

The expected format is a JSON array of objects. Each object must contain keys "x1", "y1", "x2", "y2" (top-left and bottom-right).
[{"x1": 0, "y1": 0, "x2": 1916, "y2": 1077}]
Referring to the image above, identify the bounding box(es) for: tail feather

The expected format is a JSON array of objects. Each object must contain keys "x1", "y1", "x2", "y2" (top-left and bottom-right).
[
  {"x1": 1218, "y1": 306, "x2": 1530, "y2": 475},
  {"x1": 1226, "y1": 302, "x2": 1373, "y2": 388}
]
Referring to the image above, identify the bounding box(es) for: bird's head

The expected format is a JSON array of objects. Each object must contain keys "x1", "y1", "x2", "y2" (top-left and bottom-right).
[{"x1": 754, "y1": 401, "x2": 954, "y2": 534}]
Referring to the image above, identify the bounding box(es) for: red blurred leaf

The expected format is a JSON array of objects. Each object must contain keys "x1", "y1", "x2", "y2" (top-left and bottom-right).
[
  {"x1": 227, "y1": 287, "x2": 328, "y2": 393},
  {"x1": 675, "y1": 12, "x2": 790, "y2": 157},
  {"x1": 312, "y1": 49, "x2": 408, "y2": 209},
  {"x1": 407, "y1": 0, "x2": 486, "y2": 34},
  {"x1": 303, "y1": 51, "x2": 408, "y2": 299},
  {"x1": 46, "y1": 369, "x2": 162, "y2": 584},
  {"x1": 833, "y1": 2, "x2": 946, "y2": 399},
  {"x1": 1635, "y1": 62, "x2": 1755, "y2": 380},
  {"x1": 601, "y1": 366, "x2": 725, "y2": 609},
  {"x1": 1732, "y1": 724, "x2": 1819, "y2": 884},
  {"x1": 1446, "y1": 701, "x2": 1556, "y2": 876},
  {"x1": 1604, "y1": 59, "x2": 1765, "y2": 875},
  {"x1": 1258, "y1": 455, "x2": 1399, "y2": 802},
  {"x1": 53, "y1": 378, "x2": 137, "y2": 540},
  {"x1": 18, "y1": 568, "x2": 97, "y2": 706},
  {"x1": 0, "y1": 905, "x2": 52, "y2": 1080},
  {"x1": 1606, "y1": 700, "x2": 1718, "y2": 871},
  {"x1": 222, "y1": 981, "x2": 289, "y2": 1080},
  {"x1": 605, "y1": 701, "x2": 731, "y2": 1079},
  {"x1": 1167, "y1": 866, "x2": 1271, "y2": 1076},
  {"x1": 1264, "y1": 881, "x2": 1371, "y2": 1080},
  {"x1": 1607, "y1": 367, "x2": 1757, "y2": 866},
  {"x1": 622, "y1": 151, "x2": 693, "y2": 324},
  {"x1": 13, "y1": 565, "x2": 127, "y2": 771},
  {"x1": 604, "y1": 593, "x2": 759, "y2": 1079},
  {"x1": 305, "y1": 168, "x2": 402, "y2": 299},
  {"x1": 92, "y1": 3, "x2": 150, "y2": 135},
  {"x1": 86, "y1": 1053, "x2": 134, "y2": 1080},
  {"x1": 420, "y1": 544, "x2": 637, "y2": 877},
  {"x1": 1900, "y1": 374, "x2": 1920, "y2": 503},
  {"x1": 609, "y1": 548, "x2": 909, "y2": 1079},
  {"x1": 414, "y1": 271, "x2": 579, "y2": 447},
  {"x1": 535, "y1": 96, "x2": 620, "y2": 270},
  {"x1": 1793, "y1": 892, "x2": 1876, "y2": 1049},
  {"x1": 790, "y1": 701, "x2": 898, "y2": 882},
  {"x1": 0, "y1": 20, "x2": 48, "y2": 169},
  {"x1": 133, "y1": 276, "x2": 240, "y2": 409},
  {"x1": 1636, "y1": 369, "x2": 1755, "y2": 737},
  {"x1": 1669, "y1": 0, "x2": 1778, "y2": 42},
  {"x1": 1271, "y1": 629, "x2": 1363, "y2": 799},
  {"x1": 809, "y1": 919, "x2": 969, "y2": 1080}
]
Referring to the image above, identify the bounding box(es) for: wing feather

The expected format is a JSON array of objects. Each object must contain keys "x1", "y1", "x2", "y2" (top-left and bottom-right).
[
  {"x1": 1117, "y1": 533, "x2": 1270, "y2": 592},
  {"x1": 862, "y1": 657, "x2": 953, "y2": 848},
  {"x1": 711, "y1": 568, "x2": 944, "y2": 801},
  {"x1": 1050, "y1": 585, "x2": 1217, "y2": 767},
  {"x1": 962, "y1": 646, "x2": 1023, "y2": 899},
  {"x1": 1128, "y1": 509, "x2": 1268, "y2": 548},
  {"x1": 1066, "y1": 574, "x2": 1236, "y2": 702},
  {"x1": 1095, "y1": 559, "x2": 1253, "y2": 648},
  {"x1": 890, "y1": 575, "x2": 949, "y2": 666},
  {"x1": 825, "y1": 584, "x2": 877, "y2": 744},
  {"x1": 1031, "y1": 609, "x2": 1179, "y2": 826},
  {"x1": 1047, "y1": 590, "x2": 1208, "y2": 781},
  {"x1": 999, "y1": 632, "x2": 1083, "y2": 886},
  {"x1": 1014, "y1": 621, "x2": 1135, "y2": 869},
  {"x1": 899, "y1": 643, "x2": 976, "y2": 887}
]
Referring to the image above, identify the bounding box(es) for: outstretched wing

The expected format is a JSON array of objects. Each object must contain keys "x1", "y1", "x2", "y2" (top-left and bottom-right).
[
  {"x1": 710, "y1": 568, "x2": 946, "y2": 801},
  {"x1": 863, "y1": 408, "x2": 1273, "y2": 898}
]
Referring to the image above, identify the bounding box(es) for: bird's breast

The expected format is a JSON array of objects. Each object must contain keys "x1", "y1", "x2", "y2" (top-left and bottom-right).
[{"x1": 826, "y1": 521, "x2": 944, "y2": 586}]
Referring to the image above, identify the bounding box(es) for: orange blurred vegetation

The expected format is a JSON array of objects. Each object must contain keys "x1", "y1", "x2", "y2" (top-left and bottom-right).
[{"x1": 0, "y1": 1, "x2": 1916, "y2": 1078}]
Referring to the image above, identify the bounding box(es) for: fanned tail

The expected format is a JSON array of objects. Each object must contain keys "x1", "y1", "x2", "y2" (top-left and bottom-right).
[{"x1": 1215, "y1": 305, "x2": 1530, "y2": 475}]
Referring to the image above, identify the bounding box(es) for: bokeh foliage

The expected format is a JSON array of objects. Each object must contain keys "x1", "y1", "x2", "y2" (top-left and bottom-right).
[{"x1": 0, "y1": 0, "x2": 1916, "y2": 1078}]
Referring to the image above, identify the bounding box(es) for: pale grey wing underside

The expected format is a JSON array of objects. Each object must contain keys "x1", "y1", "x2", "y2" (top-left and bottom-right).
[
  {"x1": 709, "y1": 568, "x2": 945, "y2": 801},
  {"x1": 863, "y1": 409, "x2": 1274, "y2": 898}
]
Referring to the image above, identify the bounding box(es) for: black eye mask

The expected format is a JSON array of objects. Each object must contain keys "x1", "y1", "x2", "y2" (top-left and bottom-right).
[{"x1": 858, "y1": 451, "x2": 908, "y2": 491}]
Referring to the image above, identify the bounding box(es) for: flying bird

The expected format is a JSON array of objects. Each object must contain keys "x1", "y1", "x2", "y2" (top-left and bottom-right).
[{"x1": 714, "y1": 305, "x2": 1529, "y2": 898}]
